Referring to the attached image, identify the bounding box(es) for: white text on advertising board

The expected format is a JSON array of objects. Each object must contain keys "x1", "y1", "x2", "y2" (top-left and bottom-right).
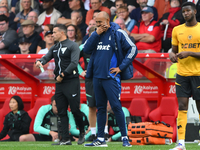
[
  {"x1": 134, "y1": 85, "x2": 158, "y2": 94},
  {"x1": 8, "y1": 86, "x2": 32, "y2": 95}
]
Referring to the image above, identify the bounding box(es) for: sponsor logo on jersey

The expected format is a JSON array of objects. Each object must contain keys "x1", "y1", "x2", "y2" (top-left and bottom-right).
[
  {"x1": 97, "y1": 42, "x2": 111, "y2": 51},
  {"x1": 181, "y1": 43, "x2": 200, "y2": 49}
]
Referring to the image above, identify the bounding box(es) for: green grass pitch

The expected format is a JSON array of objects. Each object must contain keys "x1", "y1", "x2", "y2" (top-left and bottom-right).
[{"x1": 0, "y1": 142, "x2": 199, "y2": 150}]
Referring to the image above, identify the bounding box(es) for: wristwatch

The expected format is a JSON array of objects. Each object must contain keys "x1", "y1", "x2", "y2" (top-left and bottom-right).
[{"x1": 59, "y1": 74, "x2": 64, "y2": 78}]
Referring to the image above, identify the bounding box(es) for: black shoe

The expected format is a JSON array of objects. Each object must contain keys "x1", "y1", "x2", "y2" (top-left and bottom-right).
[
  {"x1": 51, "y1": 139, "x2": 72, "y2": 145},
  {"x1": 104, "y1": 133, "x2": 109, "y2": 142},
  {"x1": 77, "y1": 132, "x2": 85, "y2": 145},
  {"x1": 87, "y1": 134, "x2": 97, "y2": 141}
]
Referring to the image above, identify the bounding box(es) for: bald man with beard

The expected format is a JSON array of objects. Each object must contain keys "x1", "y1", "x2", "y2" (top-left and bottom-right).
[{"x1": 83, "y1": 11, "x2": 137, "y2": 147}]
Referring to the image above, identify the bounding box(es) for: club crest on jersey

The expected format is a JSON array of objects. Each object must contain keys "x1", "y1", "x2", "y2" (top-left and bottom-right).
[
  {"x1": 188, "y1": 35, "x2": 192, "y2": 40},
  {"x1": 148, "y1": 25, "x2": 153, "y2": 31},
  {"x1": 61, "y1": 47, "x2": 67, "y2": 54}
]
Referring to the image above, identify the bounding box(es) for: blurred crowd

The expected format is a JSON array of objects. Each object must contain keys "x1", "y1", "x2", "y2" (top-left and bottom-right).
[{"x1": 0, "y1": 0, "x2": 199, "y2": 55}]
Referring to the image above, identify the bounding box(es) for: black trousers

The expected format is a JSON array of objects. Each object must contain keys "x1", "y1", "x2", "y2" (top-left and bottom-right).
[
  {"x1": 55, "y1": 77, "x2": 84, "y2": 140},
  {"x1": 162, "y1": 38, "x2": 171, "y2": 53}
]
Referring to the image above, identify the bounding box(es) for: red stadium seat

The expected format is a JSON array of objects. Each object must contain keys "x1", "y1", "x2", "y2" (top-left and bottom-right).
[
  {"x1": 28, "y1": 98, "x2": 51, "y2": 133},
  {"x1": 0, "y1": 98, "x2": 11, "y2": 132},
  {"x1": 149, "y1": 97, "x2": 178, "y2": 142},
  {"x1": 128, "y1": 98, "x2": 150, "y2": 122},
  {"x1": 0, "y1": 98, "x2": 11, "y2": 140}
]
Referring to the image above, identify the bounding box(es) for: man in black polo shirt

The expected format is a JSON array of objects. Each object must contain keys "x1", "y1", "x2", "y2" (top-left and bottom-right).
[{"x1": 8, "y1": 19, "x2": 42, "y2": 53}]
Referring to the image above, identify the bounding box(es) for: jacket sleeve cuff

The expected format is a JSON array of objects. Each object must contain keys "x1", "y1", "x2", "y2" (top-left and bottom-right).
[{"x1": 63, "y1": 71, "x2": 69, "y2": 77}]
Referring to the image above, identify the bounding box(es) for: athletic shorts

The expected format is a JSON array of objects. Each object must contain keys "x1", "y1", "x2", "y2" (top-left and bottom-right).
[
  {"x1": 33, "y1": 134, "x2": 52, "y2": 141},
  {"x1": 85, "y1": 78, "x2": 96, "y2": 107},
  {"x1": 176, "y1": 74, "x2": 200, "y2": 100}
]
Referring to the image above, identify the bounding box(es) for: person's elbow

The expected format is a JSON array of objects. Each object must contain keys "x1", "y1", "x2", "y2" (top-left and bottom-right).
[
  {"x1": 148, "y1": 35, "x2": 156, "y2": 43},
  {"x1": 33, "y1": 125, "x2": 39, "y2": 132}
]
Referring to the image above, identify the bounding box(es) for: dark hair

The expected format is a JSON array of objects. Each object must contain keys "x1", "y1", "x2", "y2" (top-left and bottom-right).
[
  {"x1": 66, "y1": 24, "x2": 82, "y2": 41},
  {"x1": 54, "y1": 24, "x2": 67, "y2": 35},
  {"x1": 181, "y1": 2, "x2": 196, "y2": 10},
  {"x1": 0, "y1": 14, "x2": 8, "y2": 23},
  {"x1": 94, "y1": 10, "x2": 101, "y2": 13},
  {"x1": 115, "y1": 0, "x2": 126, "y2": 4},
  {"x1": 51, "y1": 95, "x2": 55, "y2": 102},
  {"x1": 45, "y1": 24, "x2": 54, "y2": 32},
  {"x1": 10, "y1": 95, "x2": 24, "y2": 110},
  {"x1": 116, "y1": 6, "x2": 128, "y2": 12}
]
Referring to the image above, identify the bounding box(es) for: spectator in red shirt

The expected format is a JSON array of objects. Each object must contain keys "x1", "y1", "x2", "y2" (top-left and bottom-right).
[
  {"x1": 159, "y1": 0, "x2": 184, "y2": 52},
  {"x1": 85, "y1": 0, "x2": 111, "y2": 25},
  {"x1": 130, "y1": 6, "x2": 161, "y2": 53},
  {"x1": 37, "y1": 0, "x2": 61, "y2": 26}
]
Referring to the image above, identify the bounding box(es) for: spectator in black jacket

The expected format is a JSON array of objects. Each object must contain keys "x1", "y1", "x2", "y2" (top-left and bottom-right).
[
  {"x1": 9, "y1": 19, "x2": 42, "y2": 53},
  {"x1": 0, "y1": 95, "x2": 31, "y2": 141}
]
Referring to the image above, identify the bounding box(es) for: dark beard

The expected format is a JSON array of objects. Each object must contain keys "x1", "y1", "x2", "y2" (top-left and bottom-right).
[{"x1": 187, "y1": 15, "x2": 195, "y2": 23}]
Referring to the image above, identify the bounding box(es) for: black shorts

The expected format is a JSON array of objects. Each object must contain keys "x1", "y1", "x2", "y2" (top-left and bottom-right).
[
  {"x1": 33, "y1": 134, "x2": 52, "y2": 141},
  {"x1": 85, "y1": 78, "x2": 96, "y2": 107},
  {"x1": 176, "y1": 74, "x2": 200, "y2": 100}
]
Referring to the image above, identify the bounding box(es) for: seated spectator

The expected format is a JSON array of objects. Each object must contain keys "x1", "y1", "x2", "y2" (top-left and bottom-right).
[
  {"x1": 14, "y1": 0, "x2": 38, "y2": 26},
  {"x1": 9, "y1": 19, "x2": 42, "y2": 53},
  {"x1": 0, "y1": 6, "x2": 17, "y2": 30},
  {"x1": 85, "y1": 0, "x2": 111, "y2": 25},
  {"x1": 116, "y1": 6, "x2": 136, "y2": 32},
  {"x1": 15, "y1": 37, "x2": 36, "y2": 76},
  {"x1": 36, "y1": 24, "x2": 53, "y2": 52},
  {"x1": 14, "y1": 0, "x2": 39, "y2": 14},
  {"x1": 110, "y1": 0, "x2": 127, "y2": 22},
  {"x1": 19, "y1": 95, "x2": 59, "y2": 142},
  {"x1": 0, "y1": 95, "x2": 31, "y2": 141},
  {"x1": 106, "y1": 101, "x2": 130, "y2": 142},
  {"x1": 66, "y1": 24, "x2": 82, "y2": 46},
  {"x1": 130, "y1": 7, "x2": 161, "y2": 53},
  {"x1": 37, "y1": 30, "x2": 54, "y2": 54},
  {"x1": 58, "y1": 10, "x2": 87, "y2": 37},
  {"x1": 101, "y1": 0, "x2": 114, "y2": 9},
  {"x1": 130, "y1": 0, "x2": 158, "y2": 22},
  {"x1": 154, "y1": 0, "x2": 170, "y2": 20},
  {"x1": 37, "y1": 0, "x2": 61, "y2": 26},
  {"x1": 114, "y1": 18, "x2": 135, "y2": 43},
  {"x1": 82, "y1": 19, "x2": 96, "y2": 44},
  {"x1": 18, "y1": 37, "x2": 31, "y2": 54},
  {"x1": 36, "y1": 31, "x2": 55, "y2": 79},
  {"x1": 159, "y1": 0, "x2": 184, "y2": 52},
  {"x1": 18, "y1": 11, "x2": 43, "y2": 37},
  {"x1": 0, "y1": 15, "x2": 18, "y2": 54},
  {"x1": 71, "y1": 10, "x2": 87, "y2": 37},
  {"x1": 57, "y1": 0, "x2": 87, "y2": 25}
]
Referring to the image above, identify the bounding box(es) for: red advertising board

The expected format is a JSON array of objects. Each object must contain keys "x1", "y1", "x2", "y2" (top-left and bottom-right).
[{"x1": 0, "y1": 54, "x2": 176, "y2": 109}]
